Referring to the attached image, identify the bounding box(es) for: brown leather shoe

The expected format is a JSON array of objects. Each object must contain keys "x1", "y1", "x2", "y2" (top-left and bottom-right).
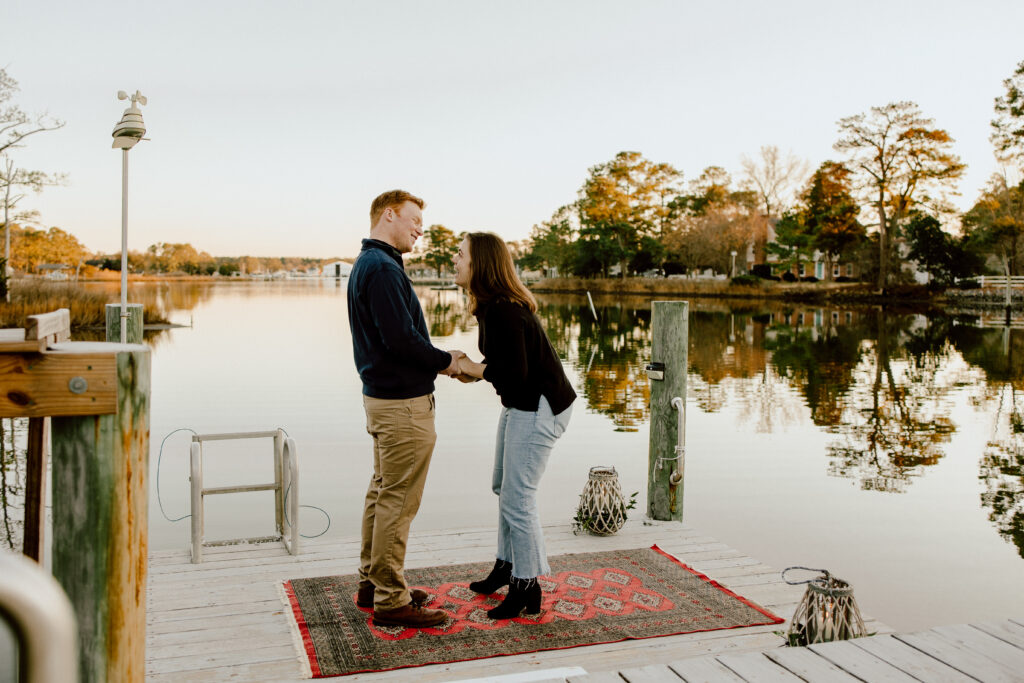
[
  {"x1": 356, "y1": 586, "x2": 429, "y2": 609},
  {"x1": 372, "y1": 603, "x2": 448, "y2": 628}
]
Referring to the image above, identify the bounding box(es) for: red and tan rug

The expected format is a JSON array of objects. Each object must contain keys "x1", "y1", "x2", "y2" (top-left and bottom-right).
[{"x1": 280, "y1": 545, "x2": 782, "y2": 678}]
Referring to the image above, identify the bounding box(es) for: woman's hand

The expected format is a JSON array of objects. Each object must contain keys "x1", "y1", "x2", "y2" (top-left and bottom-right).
[{"x1": 453, "y1": 355, "x2": 486, "y2": 381}]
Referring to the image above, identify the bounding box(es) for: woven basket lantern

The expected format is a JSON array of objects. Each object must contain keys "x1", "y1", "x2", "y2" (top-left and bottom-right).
[
  {"x1": 575, "y1": 466, "x2": 628, "y2": 536},
  {"x1": 783, "y1": 567, "x2": 868, "y2": 646}
]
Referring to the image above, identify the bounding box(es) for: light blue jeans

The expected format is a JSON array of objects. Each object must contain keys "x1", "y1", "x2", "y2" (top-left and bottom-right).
[{"x1": 492, "y1": 395, "x2": 572, "y2": 579}]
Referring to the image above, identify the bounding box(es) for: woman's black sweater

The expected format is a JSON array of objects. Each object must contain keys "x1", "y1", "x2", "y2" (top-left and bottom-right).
[{"x1": 477, "y1": 300, "x2": 576, "y2": 415}]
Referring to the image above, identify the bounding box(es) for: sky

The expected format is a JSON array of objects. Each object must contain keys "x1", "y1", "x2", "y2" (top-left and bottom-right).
[{"x1": 3, "y1": 0, "x2": 1023, "y2": 259}]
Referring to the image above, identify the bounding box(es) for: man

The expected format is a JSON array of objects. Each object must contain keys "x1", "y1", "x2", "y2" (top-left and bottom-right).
[{"x1": 347, "y1": 189, "x2": 461, "y2": 628}]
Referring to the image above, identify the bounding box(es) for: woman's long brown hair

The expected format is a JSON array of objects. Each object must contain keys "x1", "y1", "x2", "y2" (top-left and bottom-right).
[{"x1": 465, "y1": 232, "x2": 537, "y2": 314}]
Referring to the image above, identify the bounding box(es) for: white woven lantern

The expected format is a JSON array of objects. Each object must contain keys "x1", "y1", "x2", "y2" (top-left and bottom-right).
[
  {"x1": 575, "y1": 466, "x2": 628, "y2": 536},
  {"x1": 783, "y1": 567, "x2": 868, "y2": 646}
]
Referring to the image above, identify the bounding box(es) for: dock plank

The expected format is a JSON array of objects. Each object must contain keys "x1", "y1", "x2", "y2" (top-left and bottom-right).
[
  {"x1": 851, "y1": 634, "x2": 975, "y2": 682},
  {"x1": 809, "y1": 639, "x2": 919, "y2": 682},
  {"x1": 617, "y1": 664, "x2": 683, "y2": 682},
  {"x1": 971, "y1": 620, "x2": 1024, "y2": 651},
  {"x1": 931, "y1": 623, "x2": 1024, "y2": 671},
  {"x1": 895, "y1": 631, "x2": 1019, "y2": 683},
  {"x1": 716, "y1": 651, "x2": 803, "y2": 681},
  {"x1": 764, "y1": 646, "x2": 861, "y2": 681},
  {"x1": 667, "y1": 657, "x2": 746, "y2": 682}
]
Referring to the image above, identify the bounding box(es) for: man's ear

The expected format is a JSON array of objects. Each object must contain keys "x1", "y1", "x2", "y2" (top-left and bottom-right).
[{"x1": 384, "y1": 207, "x2": 394, "y2": 222}]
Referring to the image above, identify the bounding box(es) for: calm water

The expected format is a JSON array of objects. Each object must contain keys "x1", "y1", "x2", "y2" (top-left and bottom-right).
[{"x1": 12, "y1": 280, "x2": 1024, "y2": 632}]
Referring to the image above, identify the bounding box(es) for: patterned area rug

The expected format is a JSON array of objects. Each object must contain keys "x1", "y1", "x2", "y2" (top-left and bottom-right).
[{"x1": 280, "y1": 545, "x2": 782, "y2": 678}]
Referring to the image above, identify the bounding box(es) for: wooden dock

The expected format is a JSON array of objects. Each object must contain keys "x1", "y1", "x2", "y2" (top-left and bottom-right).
[{"x1": 145, "y1": 519, "x2": 1021, "y2": 681}]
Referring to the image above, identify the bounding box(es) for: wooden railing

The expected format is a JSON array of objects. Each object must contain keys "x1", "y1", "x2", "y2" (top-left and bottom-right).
[{"x1": 974, "y1": 275, "x2": 1024, "y2": 288}]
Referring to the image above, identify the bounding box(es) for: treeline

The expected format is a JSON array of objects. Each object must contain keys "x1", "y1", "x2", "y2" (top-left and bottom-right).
[
  {"x1": 415, "y1": 61, "x2": 1024, "y2": 292},
  {"x1": 0, "y1": 223, "x2": 337, "y2": 277},
  {"x1": 90, "y1": 244, "x2": 334, "y2": 276}
]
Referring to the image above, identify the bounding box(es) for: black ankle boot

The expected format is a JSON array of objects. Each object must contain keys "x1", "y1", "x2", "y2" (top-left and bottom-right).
[
  {"x1": 469, "y1": 558, "x2": 512, "y2": 594},
  {"x1": 487, "y1": 576, "x2": 541, "y2": 619}
]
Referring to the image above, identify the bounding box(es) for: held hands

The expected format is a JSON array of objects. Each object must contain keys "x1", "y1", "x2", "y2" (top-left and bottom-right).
[
  {"x1": 449, "y1": 353, "x2": 483, "y2": 383},
  {"x1": 440, "y1": 350, "x2": 466, "y2": 377}
]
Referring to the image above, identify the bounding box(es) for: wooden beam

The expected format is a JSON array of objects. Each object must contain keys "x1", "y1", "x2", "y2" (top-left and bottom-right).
[
  {"x1": 0, "y1": 352, "x2": 117, "y2": 417},
  {"x1": 22, "y1": 416, "x2": 47, "y2": 562},
  {"x1": 26, "y1": 308, "x2": 71, "y2": 342},
  {"x1": 51, "y1": 347, "x2": 150, "y2": 683}
]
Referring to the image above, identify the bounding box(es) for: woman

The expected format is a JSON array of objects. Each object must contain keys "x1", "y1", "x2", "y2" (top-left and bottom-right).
[{"x1": 452, "y1": 232, "x2": 576, "y2": 619}]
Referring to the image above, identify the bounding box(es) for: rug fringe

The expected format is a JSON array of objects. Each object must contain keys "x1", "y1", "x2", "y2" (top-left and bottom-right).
[{"x1": 278, "y1": 580, "x2": 314, "y2": 679}]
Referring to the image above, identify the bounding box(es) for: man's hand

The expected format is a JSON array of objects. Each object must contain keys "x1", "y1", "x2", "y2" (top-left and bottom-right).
[
  {"x1": 440, "y1": 350, "x2": 466, "y2": 376},
  {"x1": 449, "y1": 355, "x2": 483, "y2": 382}
]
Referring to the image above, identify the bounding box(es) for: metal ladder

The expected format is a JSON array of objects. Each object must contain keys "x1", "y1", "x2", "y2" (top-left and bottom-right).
[{"x1": 189, "y1": 429, "x2": 298, "y2": 563}]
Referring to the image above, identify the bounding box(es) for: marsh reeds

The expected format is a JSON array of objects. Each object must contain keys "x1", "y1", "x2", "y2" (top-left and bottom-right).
[{"x1": 0, "y1": 279, "x2": 170, "y2": 330}]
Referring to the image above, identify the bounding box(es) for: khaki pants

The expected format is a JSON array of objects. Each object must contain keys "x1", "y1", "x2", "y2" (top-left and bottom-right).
[{"x1": 358, "y1": 394, "x2": 437, "y2": 609}]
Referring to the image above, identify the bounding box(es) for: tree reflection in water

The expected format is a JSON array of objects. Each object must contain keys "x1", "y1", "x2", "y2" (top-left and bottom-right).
[
  {"x1": 2, "y1": 286, "x2": 1022, "y2": 558},
  {"x1": 815, "y1": 311, "x2": 958, "y2": 493},
  {"x1": 951, "y1": 323, "x2": 1024, "y2": 558}
]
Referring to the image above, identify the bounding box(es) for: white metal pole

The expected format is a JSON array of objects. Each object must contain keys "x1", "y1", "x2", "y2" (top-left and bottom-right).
[{"x1": 120, "y1": 148, "x2": 129, "y2": 344}]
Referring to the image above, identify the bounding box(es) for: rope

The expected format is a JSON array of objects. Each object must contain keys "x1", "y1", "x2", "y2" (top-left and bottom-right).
[
  {"x1": 782, "y1": 566, "x2": 831, "y2": 585},
  {"x1": 156, "y1": 428, "x2": 197, "y2": 522},
  {"x1": 156, "y1": 427, "x2": 332, "y2": 538}
]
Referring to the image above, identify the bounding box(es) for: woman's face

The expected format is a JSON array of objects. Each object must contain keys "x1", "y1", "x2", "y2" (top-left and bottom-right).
[{"x1": 453, "y1": 237, "x2": 472, "y2": 287}]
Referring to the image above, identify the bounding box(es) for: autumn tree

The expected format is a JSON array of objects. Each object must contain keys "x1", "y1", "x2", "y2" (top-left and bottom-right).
[
  {"x1": 422, "y1": 224, "x2": 459, "y2": 278},
  {"x1": 664, "y1": 167, "x2": 758, "y2": 275},
  {"x1": 992, "y1": 59, "x2": 1024, "y2": 167},
  {"x1": 577, "y1": 151, "x2": 681, "y2": 277},
  {"x1": 803, "y1": 161, "x2": 864, "y2": 280},
  {"x1": 962, "y1": 174, "x2": 1024, "y2": 274},
  {"x1": 834, "y1": 101, "x2": 965, "y2": 291},
  {"x1": 9, "y1": 225, "x2": 89, "y2": 272}
]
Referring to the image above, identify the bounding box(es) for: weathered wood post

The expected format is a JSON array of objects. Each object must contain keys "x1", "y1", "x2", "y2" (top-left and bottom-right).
[
  {"x1": 50, "y1": 342, "x2": 150, "y2": 683},
  {"x1": 647, "y1": 300, "x2": 688, "y2": 521},
  {"x1": 105, "y1": 303, "x2": 144, "y2": 344}
]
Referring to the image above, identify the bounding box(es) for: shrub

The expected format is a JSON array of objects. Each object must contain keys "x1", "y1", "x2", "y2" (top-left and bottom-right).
[
  {"x1": 955, "y1": 278, "x2": 980, "y2": 290},
  {"x1": 662, "y1": 260, "x2": 687, "y2": 276},
  {"x1": 730, "y1": 274, "x2": 760, "y2": 287},
  {"x1": 750, "y1": 263, "x2": 773, "y2": 279},
  {"x1": 800, "y1": 276, "x2": 819, "y2": 283},
  {"x1": 781, "y1": 271, "x2": 797, "y2": 282}
]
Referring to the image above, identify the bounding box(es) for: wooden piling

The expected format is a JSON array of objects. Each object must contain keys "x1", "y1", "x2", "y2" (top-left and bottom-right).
[
  {"x1": 647, "y1": 300, "x2": 688, "y2": 522},
  {"x1": 22, "y1": 416, "x2": 47, "y2": 562},
  {"x1": 50, "y1": 343, "x2": 150, "y2": 683},
  {"x1": 105, "y1": 303, "x2": 144, "y2": 344}
]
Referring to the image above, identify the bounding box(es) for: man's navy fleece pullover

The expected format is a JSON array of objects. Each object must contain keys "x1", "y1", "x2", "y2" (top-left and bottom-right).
[{"x1": 347, "y1": 239, "x2": 451, "y2": 399}]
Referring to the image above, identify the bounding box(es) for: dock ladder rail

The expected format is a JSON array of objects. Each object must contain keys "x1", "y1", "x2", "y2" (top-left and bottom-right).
[
  {"x1": 0, "y1": 551, "x2": 78, "y2": 683},
  {"x1": 189, "y1": 429, "x2": 299, "y2": 563}
]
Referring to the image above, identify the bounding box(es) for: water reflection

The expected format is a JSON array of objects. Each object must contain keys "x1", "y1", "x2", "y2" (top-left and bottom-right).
[{"x1": 1, "y1": 282, "x2": 1023, "y2": 564}]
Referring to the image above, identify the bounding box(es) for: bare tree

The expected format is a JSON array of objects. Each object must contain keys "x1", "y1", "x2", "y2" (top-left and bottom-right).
[
  {"x1": 834, "y1": 101, "x2": 964, "y2": 292},
  {"x1": 0, "y1": 69, "x2": 63, "y2": 156},
  {"x1": 0, "y1": 69, "x2": 65, "y2": 299},
  {"x1": 741, "y1": 146, "x2": 809, "y2": 266},
  {"x1": 740, "y1": 145, "x2": 809, "y2": 220}
]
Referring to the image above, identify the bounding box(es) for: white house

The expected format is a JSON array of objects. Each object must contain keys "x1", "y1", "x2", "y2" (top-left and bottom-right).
[{"x1": 321, "y1": 261, "x2": 352, "y2": 278}]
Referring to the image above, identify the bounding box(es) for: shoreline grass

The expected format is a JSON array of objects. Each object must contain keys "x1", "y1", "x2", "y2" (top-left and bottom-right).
[{"x1": 0, "y1": 280, "x2": 171, "y2": 330}]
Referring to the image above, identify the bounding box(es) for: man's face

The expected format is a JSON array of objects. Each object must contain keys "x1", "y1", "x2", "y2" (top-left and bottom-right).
[{"x1": 388, "y1": 201, "x2": 423, "y2": 254}]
